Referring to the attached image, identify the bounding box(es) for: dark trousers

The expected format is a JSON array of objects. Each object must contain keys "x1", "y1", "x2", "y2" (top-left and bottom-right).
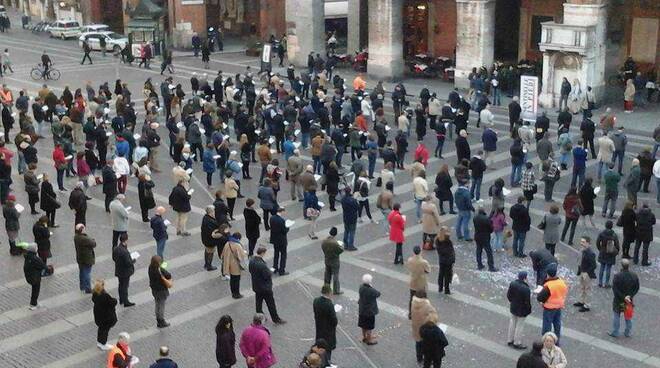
[
  {"x1": 248, "y1": 237, "x2": 258, "y2": 257},
  {"x1": 358, "y1": 200, "x2": 372, "y2": 220},
  {"x1": 230, "y1": 274, "x2": 241, "y2": 296},
  {"x1": 394, "y1": 243, "x2": 403, "y2": 264},
  {"x1": 415, "y1": 340, "x2": 423, "y2": 362},
  {"x1": 561, "y1": 218, "x2": 578, "y2": 244},
  {"x1": 46, "y1": 210, "x2": 56, "y2": 227},
  {"x1": 117, "y1": 276, "x2": 130, "y2": 304},
  {"x1": 97, "y1": 325, "x2": 111, "y2": 344},
  {"x1": 74, "y1": 209, "x2": 86, "y2": 226},
  {"x1": 545, "y1": 243, "x2": 556, "y2": 256},
  {"x1": 622, "y1": 234, "x2": 634, "y2": 258},
  {"x1": 112, "y1": 230, "x2": 126, "y2": 248},
  {"x1": 227, "y1": 197, "x2": 236, "y2": 219},
  {"x1": 141, "y1": 206, "x2": 149, "y2": 222},
  {"x1": 438, "y1": 263, "x2": 452, "y2": 293},
  {"x1": 81, "y1": 52, "x2": 92, "y2": 64},
  {"x1": 423, "y1": 355, "x2": 442, "y2": 368},
  {"x1": 408, "y1": 289, "x2": 416, "y2": 319},
  {"x1": 273, "y1": 244, "x2": 287, "y2": 273},
  {"x1": 30, "y1": 281, "x2": 40, "y2": 306},
  {"x1": 476, "y1": 240, "x2": 495, "y2": 270},
  {"x1": 634, "y1": 240, "x2": 651, "y2": 264},
  {"x1": 104, "y1": 193, "x2": 113, "y2": 212},
  {"x1": 255, "y1": 290, "x2": 280, "y2": 321},
  {"x1": 583, "y1": 137, "x2": 596, "y2": 158},
  {"x1": 324, "y1": 263, "x2": 340, "y2": 293},
  {"x1": 262, "y1": 209, "x2": 271, "y2": 230},
  {"x1": 56, "y1": 168, "x2": 65, "y2": 190}
]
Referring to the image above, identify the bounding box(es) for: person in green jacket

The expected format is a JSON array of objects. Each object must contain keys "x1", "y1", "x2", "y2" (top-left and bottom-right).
[{"x1": 321, "y1": 227, "x2": 343, "y2": 295}]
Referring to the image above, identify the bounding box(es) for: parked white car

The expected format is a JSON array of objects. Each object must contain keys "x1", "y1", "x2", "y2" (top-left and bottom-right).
[
  {"x1": 78, "y1": 31, "x2": 128, "y2": 53},
  {"x1": 80, "y1": 24, "x2": 110, "y2": 34},
  {"x1": 49, "y1": 20, "x2": 81, "y2": 39}
]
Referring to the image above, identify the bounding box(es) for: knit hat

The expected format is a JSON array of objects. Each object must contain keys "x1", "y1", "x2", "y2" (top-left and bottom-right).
[
  {"x1": 517, "y1": 271, "x2": 528, "y2": 280},
  {"x1": 546, "y1": 263, "x2": 558, "y2": 277},
  {"x1": 329, "y1": 227, "x2": 337, "y2": 236}
]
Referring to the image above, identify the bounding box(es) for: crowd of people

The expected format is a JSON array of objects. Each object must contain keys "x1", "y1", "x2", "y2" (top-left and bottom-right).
[{"x1": 0, "y1": 42, "x2": 657, "y2": 367}]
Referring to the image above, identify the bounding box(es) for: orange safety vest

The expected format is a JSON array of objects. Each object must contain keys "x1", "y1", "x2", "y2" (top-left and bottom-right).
[
  {"x1": 543, "y1": 278, "x2": 568, "y2": 309},
  {"x1": 0, "y1": 90, "x2": 12, "y2": 104},
  {"x1": 106, "y1": 345, "x2": 126, "y2": 368}
]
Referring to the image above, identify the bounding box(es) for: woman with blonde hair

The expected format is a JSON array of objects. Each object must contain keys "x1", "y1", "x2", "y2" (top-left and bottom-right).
[
  {"x1": 92, "y1": 279, "x2": 118, "y2": 350},
  {"x1": 239, "y1": 133, "x2": 251, "y2": 179},
  {"x1": 435, "y1": 226, "x2": 455, "y2": 294}
]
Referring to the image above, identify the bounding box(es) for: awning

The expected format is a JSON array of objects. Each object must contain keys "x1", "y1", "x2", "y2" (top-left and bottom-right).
[{"x1": 325, "y1": 1, "x2": 347, "y2": 19}]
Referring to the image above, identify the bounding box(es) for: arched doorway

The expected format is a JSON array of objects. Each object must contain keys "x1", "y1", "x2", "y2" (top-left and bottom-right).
[
  {"x1": 403, "y1": 0, "x2": 429, "y2": 58},
  {"x1": 494, "y1": 0, "x2": 520, "y2": 63}
]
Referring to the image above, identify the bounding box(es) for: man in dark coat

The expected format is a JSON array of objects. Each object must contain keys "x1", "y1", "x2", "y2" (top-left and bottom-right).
[
  {"x1": 269, "y1": 207, "x2": 289, "y2": 275},
  {"x1": 633, "y1": 204, "x2": 656, "y2": 266},
  {"x1": 610, "y1": 259, "x2": 639, "y2": 337},
  {"x1": 534, "y1": 112, "x2": 550, "y2": 142},
  {"x1": 149, "y1": 346, "x2": 179, "y2": 368},
  {"x1": 23, "y1": 243, "x2": 46, "y2": 309},
  {"x1": 515, "y1": 341, "x2": 547, "y2": 368},
  {"x1": 576, "y1": 236, "x2": 597, "y2": 312},
  {"x1": 168, "y1": 180, "x2": 191, "y2": 236},
  {"x1": 74, "y1": 224, "x2": 96, "y2": 293},
  {"x1": 201, "y1": 205, "x2": 220, "y2": 271},
  {"x1": 506, "y1": 271, "x2": 531, "y2": 349},
  {"x1": 101, "y1": 159, "x2": 117, "y2": 212},
  {"x1": 313, "y1": 285, "x2": 338, "y2": 363},
  {"x1": 509, "y1": 196, "x2": 531, "y2": 257},
  {"x1": 112, "y1": 233, "x2": 135, "y2": 307},
  {"x1": 322, "y1": 227, "x2": 343, "y2": 294},
  {"x1": 508, "y1": 96, "x2": 522, "y2": 135},
  {"x1": 248, "y1": 246, "x2": 286, "y2": 324},
  {"x1": 473, "y1": 207, "x2": 497, "y2": 272},
  {"x1": 529, "y1": 248, "x2": 557, "y2": 286},
  {"x1": 341, "y1": 188, "x2": 359, "y2": 251},
  {"x1": 68, "y1": 182, "x2": 88, "y2": 225}
]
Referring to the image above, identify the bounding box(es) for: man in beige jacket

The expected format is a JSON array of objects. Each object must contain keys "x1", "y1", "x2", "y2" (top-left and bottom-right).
[
  {"x1": 286, "y1": 149, "x2": 304, "y2": 201},
  {"x1": 406, "y1": 246, "x2": 430, "y2": 319}
]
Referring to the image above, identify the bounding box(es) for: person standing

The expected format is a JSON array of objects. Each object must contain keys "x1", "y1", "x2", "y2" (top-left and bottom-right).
[
  {"x1": 358, "y1": 274, "x2": 380, "y2": 345},
  {"x1": 509, "y1": 196, "x2": 530, "y2": 257},
  {"x1": 3, "y1": 195, "x2": 20, "y2": 256},
  {"x1": 23, "y1": 243, "x2": 46, "y2": 310},
  {"x1": 474, "y1": 207, "x2": 497, "y2": 271},
  {"x1": 239, "y1": 314, "x2": 277, "y2": 368},
  {"x1": 112, "y1": 233, "x2": 135, "y2": 307},
  {"x1": 406, "y1": 246, "x2": 430, "y2": 319},
  {"x1": 215, "y1": 315, "x2": 237, "y2": 368},
  {"x1": 101, "y1": 160, "x2": 117, "y2": 213},
  {"x1": 454, "y1": 181, "x2": 473, "y2": 241},
  {"x1": 109, "y1": 194, "x2": 129, "y2": 248},
  {"x1": 506, "y1": 271, "x2": 532, "y2": 350},
  {"x1": 92, "y1": 279, "x2": 117, "y2": 351},
  {"x1": 580, "y1": 112, "x2": 596, "y2": 159},
  {"x1": 39, "y1": 174, "x2": 59, "y2": 227},
  {"x1": 74, "y1": 224, "x2": 96, "y2": 294},
  {"x1": 602, "y1": 163, "x2": 621, "y2": 218},
  {"x1": 248, "y1": 247, "x2": 286, "y2": 324},
  {"x1": 508, "y1": 96, "x2": 522, "y2": 135},
  {"x1": 201, "y1": 205, "x2": 220, "y2": 271},
  {"x1": 410, "y1": 291, "x2": 437, "y2": 364},
  {"x1": 516, "y1": 341, "x2": 546, "y2": 368},
  {"x1": 270, "y1": 207, "x2": 289, "y2": 276},
  {"x1": 609, "y1": 259, "x2": 639, "y2": 337},
  {"x1": 33, "y1": 215, "x2": 52, "y2": 274},
  {"x1": 571, "y1": 140, "x2": 588, "y2": 189},
  {"x1": 541, "y1": 332, "x2": 567, "y2": 368},
  {"x1": 341, "y1": 187, "x2": 359, "y2": 251},
  {"x1": 633, "y1": 203, "x2": 656, "y2": 266},
  {"x1": 536, "y1": 264, "x2": 568, "y2": 343},
  {"x1": 150, "y1": 206, "x2": 168, "y2": 258},
  {"x1": 149, "y1": 255, "x2": 172, "y2": 328},
  {"x1": 243, "y1": 199, "x2": 261, "y2": 257},
  {"x1": 388, "y1": 203, "x2": 406, "y2": 265},
  {"x1": 221, "y1": 232, "x2": 247, "y2": 299},
  {"x1": 257, "y1": 179, "x2": 276, "y2": 231},
  {"x1": 138, "y1": 174, "x2": 156, "y2": 222},
  {"x1": 322, "y1": 227, "x2": 343, "y2": 295},
  {"x1": 625, "y1": 159, "x2": 641, "y2": 206},
  {"x1": 68, "y1": 182, "x2": 88, "y2": 226},
  {"x1": 168, "y1": 179, "x2": 191, "y2": 236},
  {"x1": 481, "y1": 123, "x2": 497, "y2": 167},
  {"x1": 560, "y1": 187, "x2": 581, "y2": 246},
  {"x1": 575, "y1": 236, "x2": 597, "y2": 313},
  {"x1": 313, "y1": 285, "x2": 338, "y2": 364},
  {"x1": 419, "y1": 313, "x2": 449, "y2": 368},
  {"x1": 596, "y1": 131, "x2": 615, "y2": 181},
  {"x1": 610, "y1": 127, "x2": 627, "y2": 175},
  {"x1": 469, "y1": 151, "x2": 486, "y2": 201},
  {"x1": 540, "y1": 205, "x2": 562, "y2": 256},
  {"x1": 596, "y1": 221, "x2": 619, "y2": 288}
]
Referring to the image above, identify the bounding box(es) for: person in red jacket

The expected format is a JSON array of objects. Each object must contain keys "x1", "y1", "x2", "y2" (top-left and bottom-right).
[
  {"x1": 414, "y1": 141, "x2": 430, "y2": 166},
  {"x1": 52, "y1": 143, "x2": 67, "y2": 191},
  {"x1": 388, "y1": 203, "x2": 406, "y2": 264}
]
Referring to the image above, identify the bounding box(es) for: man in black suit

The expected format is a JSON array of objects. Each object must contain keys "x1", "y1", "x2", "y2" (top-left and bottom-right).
[
  {"x1": 101, "y1": 159, "x2": 117, "y2": 212},
  {"x1": 112, "y1": 233, "x2": 135, "y2": 307},
  {"x1": 269, "y1": 207, "x2": 289, "y2": 276},
  {"x1": 313, "y1": 285, "x2": 338, "y2": 363},
  {"x1": 248, "y1": 246, "x2": 286, "y2": 324}
]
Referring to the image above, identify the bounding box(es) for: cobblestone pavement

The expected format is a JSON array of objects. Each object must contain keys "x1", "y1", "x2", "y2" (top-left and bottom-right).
[{"x1": 0, "y1": 22, "x2": 658, "y2": 368}]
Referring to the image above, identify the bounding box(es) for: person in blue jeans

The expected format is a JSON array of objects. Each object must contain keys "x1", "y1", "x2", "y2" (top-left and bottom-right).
[
  {"x1": 596, "y1": 220, "x2": 619, "y2": 288},
  {"x1": 74, "y1": 224, "x2": 96, "y2": 293},
  {"x1": 341, "y1": 187, "x2": 359, "y2": 250},
  {"x1": 469, "y1": 151, "x2": 486, "y2": 201},
  {"x1": 509, "y1": 196, "x2": 530, "y2": 258},
  {"x1": 454, "y1": 184, "x2": 474, "y2": 240},
  {"x1": 150, "y1": 206, "x2": 169, "y2": 258},
  {"x1": 536, "y1": 264, "x2": 567, "y2": 344},
  {"x1": 571, "y1": 140, "x2": 588, "y2": 189},
  {"x1": 609, "y1": 259, "x2": 639, "y2": 337},
  {"x1": 509, "y1": 139, "x2": 525, "y2": 186}
]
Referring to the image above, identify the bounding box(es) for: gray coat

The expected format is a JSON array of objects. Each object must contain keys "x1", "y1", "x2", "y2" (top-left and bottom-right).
[
  {"x1": 257, "y1": 186, "x2": 277, "y2": 211},
  {"x1": 109, "y1": 199, "x2": 129, "y2": 232},
  {"x1": 542, "y1": 213, "x2": 562, "y2": 244},
  {"x1": 536, "y1": 138, "x2": 553, "y2": 161},
  {"x1": 610, "y1": 131, "x2": 627, "y2": 152}
]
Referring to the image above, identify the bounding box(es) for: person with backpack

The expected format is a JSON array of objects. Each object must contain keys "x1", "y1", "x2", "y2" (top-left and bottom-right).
[
  {"x1": 560, "y1": 187, "x2": 582, "y2": 246},
  {"x1": 541, "y1": 152, "x2": 560, "y2": 202},
  {"x1": 596, "y1": 220, "x2": 619, "y2": 288}
]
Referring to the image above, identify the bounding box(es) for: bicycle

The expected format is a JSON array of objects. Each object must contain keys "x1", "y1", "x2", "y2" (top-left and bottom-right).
[{"x1": 30, "y1": 64, "x2": 60, "y2": 81}]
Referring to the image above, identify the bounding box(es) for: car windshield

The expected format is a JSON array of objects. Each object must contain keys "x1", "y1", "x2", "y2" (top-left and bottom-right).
[{"x1": 106, "y1": 33, "x2": 124, "y2": 39}]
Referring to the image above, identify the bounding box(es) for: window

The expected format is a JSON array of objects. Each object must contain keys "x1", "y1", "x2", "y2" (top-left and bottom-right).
[{"x1": 530, "y1": 15, "x2": 553, "y2": 50}]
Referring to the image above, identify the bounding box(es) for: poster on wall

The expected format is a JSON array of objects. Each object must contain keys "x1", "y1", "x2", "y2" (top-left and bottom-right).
[
  {"x1": 261, "y1": 44, "x2": 272, "y2": 73},
  {"x1": 520, "y1": 75, "x2": 539, "y2": 122},
  {"x1": 181, "y1": 0, "x2": 204, "y2": 5}
]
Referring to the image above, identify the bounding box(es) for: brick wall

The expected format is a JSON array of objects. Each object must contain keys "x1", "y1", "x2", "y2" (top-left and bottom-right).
[
  {"x1": 170, "y1": 0, "x2": 207, "y2": 34},
  {"x1": 429, "y1": 0, "x2": 457, "y2": 60},
  {"x1": 258, "y1": 0, "x2": 285, "y2": 40},
  {"x1": 519, "y1": 0, "x2": 564, "y2": 61}
]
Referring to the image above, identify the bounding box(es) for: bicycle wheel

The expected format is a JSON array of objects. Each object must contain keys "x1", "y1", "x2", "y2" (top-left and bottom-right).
[
  {"x1": 48, "y1": 69, "x2": 61, "y2": 81},
  {"x1": 30, "y1": 68, "x2": 42, "y2": 81}
]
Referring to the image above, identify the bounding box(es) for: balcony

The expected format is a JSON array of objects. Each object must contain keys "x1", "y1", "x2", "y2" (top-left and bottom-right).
[{"x1": 538, "y1": 22, "x2": 596, "y2": 56}]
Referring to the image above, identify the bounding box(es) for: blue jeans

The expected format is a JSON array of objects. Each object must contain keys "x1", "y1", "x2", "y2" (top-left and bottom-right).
[
  {"x1": 542, "y1": 309, "x2": 562, "y2": 342},
  {"x1": 56, "y1": 168, "x2": 65, "y2": 190},
  {"x1": 571, "y1": 167, "x2": 585, "y2": 189},
  {"x1": 512, "y1": 231, "x2": 526, "y2": 256},
  {"x1": 611, "y1": 311, "x2": 633, "y2": 337},
  {"x1": 368, "y1": 156, "x2": 376, "y2": 178},
  {"x1": 302, "y1": 133, "x2": 310, "y2": 149},
  {"x1": 415, "y1": 198, "x2": 423, "y2": 221},
  {"x1": 313, "y1": 156, "x2": 321, "y2": 174},
  {"x1": 598, "y1": 262, "x2": 612, "y2": 286},
  {"x1": 559, "y1": 152, "x2": 570, "y2": 167},
  {"x1": 156, "y1": 238, "x2": 167, "y2": 258},
  {"x1": 335, "y1": 145, "x2": 344, "y2": 166},
  {"x1": 380, "y1": 209, "x2": 391, "y2": 233},
  {"x1": 493, "y1": 87, "x2": 501, "y2": 105},
  {"x1": 78, "y1": 265, "x2": 92, "y2": 292},
  {"x1": 17, "y1": 151, "x2": 26, "y2": 174},
  {"x1": 470, "y1": 176, "x2": 482, "y2": 201},
  {"x1": 491, "y1": 231, "x2": 504, "y2": 250},
  {"x1": 510, "y1": 164, "x2": 523, "y2": 186},
  {"x1": 612, "y1": 150, "x2": 624, "y2": 173},
  {"x1": 597, "y1": 161, "x2": 606, "y2": 180},
  {"x1": 653, "y1": 141, "x2": 659, "y2": 159},
  {"x1": 343, "y1": 223, "x2": 356, "y2": 249},
  {"x1": 455, "y1": 210, "x2": 472, "y2": 239},
  {"x1": 435, "y1": 137, "x2": 444, "y2": 157}
]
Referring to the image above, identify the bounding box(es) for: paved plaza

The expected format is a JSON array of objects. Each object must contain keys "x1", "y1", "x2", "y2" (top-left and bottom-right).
[{"x1": 0, "y1": 21, "x2": 658, "y2": 368}]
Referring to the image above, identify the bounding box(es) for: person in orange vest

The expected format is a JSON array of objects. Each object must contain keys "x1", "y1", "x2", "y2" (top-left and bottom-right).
[
  {"x1": 536, "y1": 263, "x2": 568, "y2": 344},
  {"x1": 107, "y1": 332, "x2": 134, "y2": 368},
  {"x1": 353, "y1": 74, "x2": 366, "y2": 92}
]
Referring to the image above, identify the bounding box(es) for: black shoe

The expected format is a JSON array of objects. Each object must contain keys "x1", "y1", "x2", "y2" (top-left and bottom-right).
[
  {"x1": 488, "y1": 268, "x2": 499, "y2": 272},
  {"x1": 464, "y1": 238, "x2": 473, "y2": 242},
  {"x1": 333, "y1": 291, "x2": 344, "y2": 295},
  {"x1": 579, "y1": 306, "x2": 590, "y2": 312},
  {"x1": 206, "y1": 265, "x2": 217, "y2": 271},
  {"x1": 279, "y1": 271, "x2": 290, "y2": 276},
  {"x1": 142, "y1": 218, "x2": 150, "y2": 222},
  {"x1": 124, "y1": 302, "x2": 135, "y2": 307},
  {"x1": 157, "y1": 319, "x2": 170, "y2": 328},
  {"x1": 232, "y1": 294, "x2": 244, "y2": 299},
  {"x1": 273, "y1": 319, "x2": 287, "y2": 325},
  {"x1": 30, "y1": 211, "x2": 40, "y2": 215},
  {"x1": 512, "y1": 344, "x2": 527, "y2": 350},
  {"x1": 642, "y1": 262, "x2": 652, "y2": 266},
  {"x1": 449, "y1": 211, "x2": 457, "y2": 215},
  {"x1": 573, "y1": 302, "x2": 584, "y2": 307},
  {"x1": 477, "y1": 265, "x2": 485, "y2": 271},
  {"x1": 507, "y1": 341, "x2": 514, "y2": 347}
]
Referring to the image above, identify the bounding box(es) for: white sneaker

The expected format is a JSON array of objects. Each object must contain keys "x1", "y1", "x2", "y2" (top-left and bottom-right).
[
  {"x1": 222, "y1": 275, "x2": 230, "y2": 280},
  {"x1": 28, "y1": 305, "x2": 38, "y2": 311},
  {"x1": 96, "y1": 342, "x2": 105, "y2": 350},
  {"x1": 102, "y1": 344, "x2": 113, "y2": 351}
]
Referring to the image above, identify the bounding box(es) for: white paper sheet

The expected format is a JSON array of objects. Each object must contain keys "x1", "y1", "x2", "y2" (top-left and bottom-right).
[
  {"x1": 15, "y1": 203, "x2": 24, "y2": 213},
  {"x1": 188, "y1": 189, "x2": 195, "y2": 195},
  {"x1": 130, "y1": 251, "x2": 140, "y2": 260},
  {"x1": 285, "y1": 219, "x2": 295, "y2": 228}
]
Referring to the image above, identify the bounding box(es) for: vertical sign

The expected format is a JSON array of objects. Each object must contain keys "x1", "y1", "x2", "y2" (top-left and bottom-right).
[
  {"x1": 261, "y1": 43, "x2": 272, "y2": 73},
  {"x1": 520, "y1": 75, "x2": 539, "y2": 122}
]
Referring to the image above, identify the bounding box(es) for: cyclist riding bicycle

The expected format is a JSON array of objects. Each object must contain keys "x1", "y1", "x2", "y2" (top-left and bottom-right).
[{"x1": 41, "y1": 51, "x2": 52, "y2": 78}]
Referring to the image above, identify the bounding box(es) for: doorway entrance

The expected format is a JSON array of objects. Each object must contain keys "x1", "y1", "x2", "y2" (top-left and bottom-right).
[
  {"x1": 403, "y1": 0, "x2": 429, "y2": 58},
  {"x1": 494, "y1": 0, "x2": 520, "y2": 63}
]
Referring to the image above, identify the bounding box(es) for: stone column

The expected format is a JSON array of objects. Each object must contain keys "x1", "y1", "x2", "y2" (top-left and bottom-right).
[
  {"x1": 454, "y1": 0, "x2": 495, "y2": 88},
  {"x1": 367, "y1": 0, "x2": 404, "y2": 81},
  {"x1": 285, "y1": 0, "x2": 324, "y2": 68},
  {"x1": 347, "y1": 0, "x2": 361, "y2": 54}
]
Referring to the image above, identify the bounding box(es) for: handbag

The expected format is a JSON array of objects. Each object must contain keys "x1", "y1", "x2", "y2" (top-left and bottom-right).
[
  {"x1": 538, "y1": 216, "x2": 546, "y2": 230},
  {"x1": 375, "y1": 177, "x2": 382, "y2": 187},
  {"x1": 624, "y1": 300, "x2": 634, "y2": 320},
  {"x1": 530, "y1": 184, "x2": 538, "y2": 194},
  {"x1": 160, "y1": 272, "x2": 173, "y2": 289}
]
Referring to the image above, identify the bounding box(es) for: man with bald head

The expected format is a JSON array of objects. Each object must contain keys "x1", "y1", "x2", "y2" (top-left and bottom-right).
[
  {"x1": 150, "y1": 206, "x2": 169, "y2": 258},
  {"x1": 74, "y1": 223, "x2": 96, "y2": 293}
]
